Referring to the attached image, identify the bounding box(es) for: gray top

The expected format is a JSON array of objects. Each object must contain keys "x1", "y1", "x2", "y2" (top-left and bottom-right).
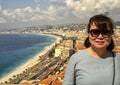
[{"x1": 63, "y1": 49, "x2": 120, "y2": 85}]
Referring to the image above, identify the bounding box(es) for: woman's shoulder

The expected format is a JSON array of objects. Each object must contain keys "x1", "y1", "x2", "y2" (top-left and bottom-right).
[
  {"x1": 112, "y1": 51, "x2": 120, "y2": 59},
  {"x1": 74, "y1": 49, "x2": 87, "y2": 56},
  {"x1": 70, "y1": 49, "x2": 88, "y2": 61},
  {"x1": 67, "y1": 49, "x2": 88, "y2": 65},
  {"x1": 116, "y1": 52, "x2": 120, "y2": 57},
  {"x1": 112, "y1": 51, "x2": 120, "y2": 56}
]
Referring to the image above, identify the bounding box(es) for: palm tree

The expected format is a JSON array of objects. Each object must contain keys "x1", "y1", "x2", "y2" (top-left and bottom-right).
[
  {"x1": 4, "y1": 81, "x2": 8, "y2": 84},
  {"x1": 13, "y1": 75, "x2": 16, "y2": 79},
  {"x1": 9, "y1": 78, "x2": 12, "y2": 83}
]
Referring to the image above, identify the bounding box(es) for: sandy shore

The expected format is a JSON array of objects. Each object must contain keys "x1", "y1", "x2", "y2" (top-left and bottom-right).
[{"x1": 0, "y1": 33, "x2": 62, "y2": 83}]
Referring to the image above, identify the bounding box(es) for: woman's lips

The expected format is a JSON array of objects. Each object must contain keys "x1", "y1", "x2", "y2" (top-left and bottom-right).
[{"x1": 96, "y1": 41, "x2": 105, "y2": 44}]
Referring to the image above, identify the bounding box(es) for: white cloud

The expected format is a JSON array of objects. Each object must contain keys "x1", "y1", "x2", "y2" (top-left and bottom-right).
[
  {"x1": 65, "y1": 0, "x2": 120, "y2": 20},
  {"x1": 2, "y1": 7, "x2": 33, "y2": 22},
  {"x1": 0, "y1": 17, "x2": 6, "y2": 23},
  {"x1": 0, "y1": 5, "x2": 1, "y2": 11},
  {"x1": 0, "y1": 0, "x2": 120, "y2": 25}
]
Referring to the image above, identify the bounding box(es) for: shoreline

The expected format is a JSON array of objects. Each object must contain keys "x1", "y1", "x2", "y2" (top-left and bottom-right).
[{"x1": 0, "y1": 33, "x2": 62, "y2": 83}]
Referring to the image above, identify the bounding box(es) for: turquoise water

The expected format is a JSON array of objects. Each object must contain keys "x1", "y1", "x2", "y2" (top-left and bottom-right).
[{"x1": 0, "y1": 34, "x2": 56, "y2": 77}]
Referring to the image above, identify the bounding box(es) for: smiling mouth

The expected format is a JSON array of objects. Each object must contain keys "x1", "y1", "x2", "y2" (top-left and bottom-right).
[{"x1": 96, "y1": 41, "x2": 105, "y2": 44}]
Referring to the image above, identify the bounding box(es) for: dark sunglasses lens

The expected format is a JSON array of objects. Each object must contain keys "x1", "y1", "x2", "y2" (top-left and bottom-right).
[
  {"x1": 102, "y1": 30, "x2": 112, "y2": 37},
  {"x1": 90, "y1": 30, "x2": 100, "y2": 37}
]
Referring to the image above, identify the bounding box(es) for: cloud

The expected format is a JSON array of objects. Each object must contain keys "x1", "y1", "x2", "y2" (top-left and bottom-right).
[
  {"x1": 0, "y1": 17, "x2": 6, "y2": 23},
  {"x1": 0, "y1": 0, "x2": 120, "y2": 25},
  {"x1": 2, "y1": 7, "x2": 34, "y2": 22},
  {"x1": 0, "y1": 5, "x2": 1, "y2": 11},
  {"x1": 65, "y1": 0, "x2": 120, "y2": 20},
  {"x1": 50, "y1": 0, "x2": 66, "y2": 6}
]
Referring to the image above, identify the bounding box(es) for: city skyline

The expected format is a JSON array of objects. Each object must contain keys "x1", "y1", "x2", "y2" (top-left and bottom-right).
[{"x1": 0, "y1": 0, "x2": 120, "y2": 29}]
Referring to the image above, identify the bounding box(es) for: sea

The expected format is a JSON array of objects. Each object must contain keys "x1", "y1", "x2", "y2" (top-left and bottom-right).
[{"x1": 0, "y1": 34, "x2": 56, "y2": 78}]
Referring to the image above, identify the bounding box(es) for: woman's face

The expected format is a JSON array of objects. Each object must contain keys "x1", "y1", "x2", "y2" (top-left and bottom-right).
[{"x1": 88, "y1": 22, "x2": 112, "y2": 50}]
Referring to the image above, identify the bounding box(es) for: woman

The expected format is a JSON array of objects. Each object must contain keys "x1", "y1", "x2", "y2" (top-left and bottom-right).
[{"x1": 63, "y1": 14, "x2": 120, "y2": 85}]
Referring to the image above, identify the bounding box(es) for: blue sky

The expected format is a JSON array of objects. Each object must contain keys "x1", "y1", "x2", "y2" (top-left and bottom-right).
[
  {"x1": 1, "y1": 0, "x2": 50, "y2": 10},
  {"x1": 0, "y1": 0, "x2": 120, "y2": 29},
  {"x1": 2, "y1": 0, "x2": 36, "y2": 9}
]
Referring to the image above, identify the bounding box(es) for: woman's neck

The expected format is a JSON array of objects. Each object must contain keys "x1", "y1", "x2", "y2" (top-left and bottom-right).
[{"x1": 87, "y1": 47, "x2": 110, "y2": 58}]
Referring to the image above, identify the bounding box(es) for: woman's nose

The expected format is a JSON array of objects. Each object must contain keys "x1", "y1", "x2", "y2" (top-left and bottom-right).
[{"x1": 97, "y1": 33, "x2": 104, "y2": 38}]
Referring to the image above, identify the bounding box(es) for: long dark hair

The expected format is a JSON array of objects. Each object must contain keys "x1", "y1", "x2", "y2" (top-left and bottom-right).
[{"x1": 84, "y1": 14, "x2": 115, "y2": 51}]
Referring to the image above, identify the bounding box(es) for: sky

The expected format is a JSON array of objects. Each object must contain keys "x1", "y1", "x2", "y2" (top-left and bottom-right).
[{"x1": 0, "y1": 0, "x2": 120, "y2": 29}]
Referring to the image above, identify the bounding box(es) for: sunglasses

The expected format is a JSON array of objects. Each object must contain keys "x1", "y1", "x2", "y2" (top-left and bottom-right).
[{"x1": 89, "y1": 29, "x2": 113, "y2": 38}]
